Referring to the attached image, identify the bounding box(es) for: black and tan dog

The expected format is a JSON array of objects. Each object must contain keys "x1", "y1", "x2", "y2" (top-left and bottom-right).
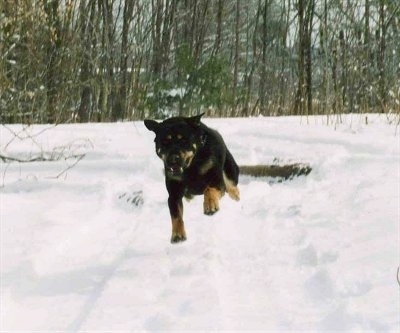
[
  {"x1": 144, "y1": 113, "x2": 311, "y2": 243},
  {"x1": 145, "y1": 113, "x2": 240, "y2": 243}
]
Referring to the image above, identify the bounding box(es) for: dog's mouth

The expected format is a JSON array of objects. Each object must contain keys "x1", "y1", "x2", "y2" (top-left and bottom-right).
[
  {"x1": 165, "y1": 163, "x2": 185, "y2": 178},
  {"x1": 164, "y1": 150, "x2": 195, "y2": 179}
]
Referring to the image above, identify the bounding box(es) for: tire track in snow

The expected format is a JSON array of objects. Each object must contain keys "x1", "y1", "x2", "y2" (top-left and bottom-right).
[
  {"x1": 66, "y1": 185, "x2": 145, "y2": 332},
  {"x1": 67, "y1": 244, "x2": 137, "y2": 332},
  {"x1": 143, "y1": 202, "x2": 225, "y2": 331}
]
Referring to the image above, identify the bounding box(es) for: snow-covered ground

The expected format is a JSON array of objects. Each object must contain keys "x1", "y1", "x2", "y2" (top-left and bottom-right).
[{"x1": 1, "y1": 115, "x2": 399, "y2": 332}]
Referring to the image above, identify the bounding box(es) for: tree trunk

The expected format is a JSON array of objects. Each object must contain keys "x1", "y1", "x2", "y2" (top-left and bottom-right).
[
  {"x1": 43, "y1": 0, "x2": 62, "y2": 123},
  {"x1": 233, "y1": 0, "x2": 240, "y2": 112},
  {"x1": 294, "y1": 0, "x2": 306, "y2": 115},
  {"x1": 116, "y1": 0, "x2": 135, "y2": 120},
  {"x1": 305, "y1": 0, "x2": 315, "y2": 116},
  {"x1": 278, "y1": 0, "x2": 291, "y2": 116},
  {"x1": 377, "y1": 0, "x2": 387, "y2": 112},
  {"x1": 259, "y1": 0, "x2": 270, "y2": 116},
  {"x1": 78, "y1": 0, "x2": 96, "y2": 123},
  {"x1": 151, "y1": 0, "x2": 163, "y2": 78},
  {"x1": 213, "y1": 0, "x2": 224, "y2": 56}
]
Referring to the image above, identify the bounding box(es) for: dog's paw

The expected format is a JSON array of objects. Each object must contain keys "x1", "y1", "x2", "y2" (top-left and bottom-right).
[
  {"x1": 227, "y1": 186, "x2": 240, "y2": 201},
  {"x1": 171, "y1": 233, "x2": 187, "y2": 243},
  {"x1": 204, "y1": 202, "x2": 219, "y2": 215},
  {"x1": 203, "y1": 187, "x2": 221, "y2": 215}
]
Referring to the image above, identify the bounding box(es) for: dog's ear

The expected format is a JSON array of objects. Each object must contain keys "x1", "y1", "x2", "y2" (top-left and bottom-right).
[
  {"x1": 186, "y1": 113, "x2": 205, "y2": 127},
  {"x1": 144, "y1": 119, "x2": 159, "y2": 132}
]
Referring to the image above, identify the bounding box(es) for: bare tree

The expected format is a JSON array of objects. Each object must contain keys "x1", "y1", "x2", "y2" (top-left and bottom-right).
[
  {"x1": 294, "y1": 0, "x2": 314, "y2": 116},
  {"x1": 78, "y1": 0, "x2": 96, "y2": 122},
  {"x1": 259, "y1": 0, "x2": 272, "y2": 116}
]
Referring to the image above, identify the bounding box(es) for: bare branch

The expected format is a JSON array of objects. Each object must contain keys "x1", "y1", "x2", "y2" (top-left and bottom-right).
[
  {"x1": 47, "y1": 153, "x2": 86, "y2": 180},
  {"x1": 0, "y1": 136, "x2": 93, "y2": 183},
  {"x1": 0, "y1": 153, "x2": 85, "y2": 163}
]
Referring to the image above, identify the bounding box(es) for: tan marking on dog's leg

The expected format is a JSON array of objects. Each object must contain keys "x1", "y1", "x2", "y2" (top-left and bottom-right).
[
  {"x1": 170, "y1": 203, "x2": 186, "y2": 243},
  {"x1": 223, "y1": 172, "x2": 240, "y2": 201},
  {"x1": 203, "y1": 187, "x2": 222, "y2": 215},
  {"x1": 171, "y1": 216, "x2": 186, "y2": 243}
]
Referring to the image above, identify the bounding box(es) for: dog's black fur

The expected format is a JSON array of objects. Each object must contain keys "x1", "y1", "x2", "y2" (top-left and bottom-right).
[{"x1": 144, "y1": 113, "x2": 240, "y2": 243}]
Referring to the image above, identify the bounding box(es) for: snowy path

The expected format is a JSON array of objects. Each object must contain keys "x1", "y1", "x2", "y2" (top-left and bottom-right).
[{"x1": 1, "y1": 115, "x2": 399, "y2": 331}]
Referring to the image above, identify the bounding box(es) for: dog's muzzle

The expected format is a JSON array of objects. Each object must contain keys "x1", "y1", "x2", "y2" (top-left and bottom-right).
[{"x1": 165, "y1": 154, "x2": 185, "y2": 178}]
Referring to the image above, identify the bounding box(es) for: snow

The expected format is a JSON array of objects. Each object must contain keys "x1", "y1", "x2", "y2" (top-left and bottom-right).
[{"x1": 1, "y1": 115, "x2": 399, "y2": 331}]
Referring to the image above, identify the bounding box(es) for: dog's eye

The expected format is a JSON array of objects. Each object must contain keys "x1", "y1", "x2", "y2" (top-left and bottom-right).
[
  {"x1": 162, "y1": 134, "x2": 173, "y2": 144},
  {"x1": 180, "y1": 137, "x2": 189, "y2": 144},
  {"x1": 177, "y1": 135, "x2": 188, "y2": 143}
]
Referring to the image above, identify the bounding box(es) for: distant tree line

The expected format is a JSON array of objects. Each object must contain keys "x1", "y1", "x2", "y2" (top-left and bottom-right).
[{"x1": 0, "y1": 0, "x2": 399, "y2": 123}]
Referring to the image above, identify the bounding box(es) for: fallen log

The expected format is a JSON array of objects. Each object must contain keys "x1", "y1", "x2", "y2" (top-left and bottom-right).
[{"x1": 239, "y1": 163, "x2": 312, "y2": 180}]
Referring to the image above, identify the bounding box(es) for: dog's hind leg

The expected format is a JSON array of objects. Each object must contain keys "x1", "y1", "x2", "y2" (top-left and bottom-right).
[
  {"x1": 223, "y1": 149, "x2": 240, "y2": 201},
  {"x1": 223, "y1": 172, "x2": 240, "y2": 201}
]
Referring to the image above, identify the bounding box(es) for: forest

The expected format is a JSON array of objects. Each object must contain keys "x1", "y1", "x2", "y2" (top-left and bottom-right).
[{"x1": 1, "y1": 0, "x2": 399, "y2": 123}]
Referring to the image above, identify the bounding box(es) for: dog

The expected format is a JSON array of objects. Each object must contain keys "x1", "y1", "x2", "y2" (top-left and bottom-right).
[
  {"x1": 144, "y1": 113, "x2": 240, "y2": 243},
  {"x1": 145, "y1": 113, "x2": 312, "y2": 243}
]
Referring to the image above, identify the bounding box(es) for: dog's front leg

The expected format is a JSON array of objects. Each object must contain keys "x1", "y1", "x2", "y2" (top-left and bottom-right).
[
  {"x1": 203, "y1": 186, "x2": 223, "y2": 215},
  {"x1": 168, "y1": 194, "x2": 186, "y2": 243}
]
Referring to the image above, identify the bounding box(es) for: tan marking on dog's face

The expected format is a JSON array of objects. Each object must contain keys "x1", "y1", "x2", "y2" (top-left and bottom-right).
[
  {"x1": 180, "y1": 150, "x2": 195, "y2": 168},
  {"x1": 180, "y1": 150, "x2": 194, "y2": 159}
]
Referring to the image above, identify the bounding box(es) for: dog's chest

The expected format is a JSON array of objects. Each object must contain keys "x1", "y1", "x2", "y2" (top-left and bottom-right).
[{"x1": 183, "y1": 175, "x2": 208, "y2": 196}]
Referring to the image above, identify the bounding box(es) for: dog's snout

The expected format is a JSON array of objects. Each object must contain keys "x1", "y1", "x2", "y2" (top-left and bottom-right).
[
  {"x1": 168, "y1": 154, "x2": 181, "y2": 165},
  {"x1": 165, "y1": 153, "x2": 184, "y2": 177}
]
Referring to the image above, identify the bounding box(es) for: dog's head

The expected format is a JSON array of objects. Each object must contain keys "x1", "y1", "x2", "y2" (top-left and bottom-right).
[{"x1": 144, "y1": 114, "x2": 205, "y2": 180}]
